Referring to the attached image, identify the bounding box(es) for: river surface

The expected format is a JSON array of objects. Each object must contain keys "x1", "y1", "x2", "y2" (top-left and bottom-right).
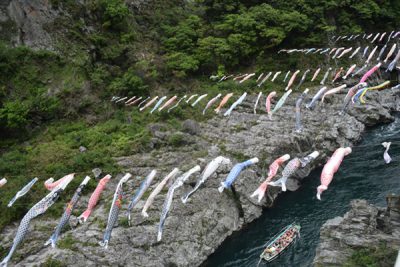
[{"x1": 204, "y1": 115, "x2": 400, "y2": 267}]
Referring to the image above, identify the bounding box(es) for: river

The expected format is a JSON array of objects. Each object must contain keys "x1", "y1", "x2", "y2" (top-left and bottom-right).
[{"x1": 204, "y1": 114, "x2": 400, "y2": 267}]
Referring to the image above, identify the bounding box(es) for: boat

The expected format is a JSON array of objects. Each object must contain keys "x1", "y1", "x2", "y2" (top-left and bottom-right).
[{"x1": 259, "y1": 223, "x2": 301, "y2": 262}]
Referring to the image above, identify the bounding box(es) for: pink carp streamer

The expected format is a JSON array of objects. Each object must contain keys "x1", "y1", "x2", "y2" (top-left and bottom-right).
[
  {"x1": 343, "y1": 64, "x2": 357, "y2": 79},
  {"x1": 251, "y1": 154, "x2": 290, "y2": 202},
  {"x1": 78, "y1": 174, "x2": 111, "y2": 223},
  {"x1": 321, "y1": 84, "x2": 347, "y2": 104},
  {"x1": 215, "y1": 93, "x2": 233, "y2": 113},
  {"x1": 332, "y1": 67, "x2": 343, "y2": 83},
  {"x1": 44, "y1": 174, "x2": 75, "y2": 191},
  {"x1": 311, "y1": 68, "x2": 321, "y2": 82},
  {"x1": 140, "y1": 96, "x2": 158, "y2": 111},
  {"x1": 0, "y1": 178, "x2": 6, "y2": 188},
  {"x1": 360, "y1": 63, "x2": 381, "y2": 83},
  {"x1": 285, "y1": 70, "x2": 300, "y2": 91},
  {"x1": 317, "y1": 147, "x2": 352, "y2": 200},
  {"x1": 266, "y1": 91, "x2": 277, "y2": 119},
  {"x1": 158, "y1": 96, "x2": 177, "y2": 111}
]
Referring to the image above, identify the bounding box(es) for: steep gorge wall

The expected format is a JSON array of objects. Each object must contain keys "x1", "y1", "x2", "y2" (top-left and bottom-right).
[{"x1": 0, "y1": 87, "x2": 398, "y2": 266}]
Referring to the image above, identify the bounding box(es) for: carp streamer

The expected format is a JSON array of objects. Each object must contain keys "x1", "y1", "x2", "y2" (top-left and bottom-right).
[{"x1": 218, "y1": 158, "x2": 259, "y2": 192}]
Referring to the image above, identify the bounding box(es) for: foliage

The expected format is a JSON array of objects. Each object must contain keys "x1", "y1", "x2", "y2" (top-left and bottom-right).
[{"x1": 343, "y1": 244, "x2": 397, "y2": 267}]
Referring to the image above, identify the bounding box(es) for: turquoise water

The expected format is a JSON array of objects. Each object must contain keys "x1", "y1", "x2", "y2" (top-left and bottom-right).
[{"x1": 204, "y1": 115, "x2": 400, "y2": 267}]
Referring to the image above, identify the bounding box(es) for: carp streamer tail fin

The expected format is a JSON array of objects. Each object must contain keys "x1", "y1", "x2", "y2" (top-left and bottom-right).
[
  {"x1": 78, "y1": 210, "x2": 91, "y2": 223},
  {"x1": 250, "y1": 181, "x2": 268, "y2": 203},
  {"x1": 44, "y1": 233, "x2": 57, "y2": 248}
]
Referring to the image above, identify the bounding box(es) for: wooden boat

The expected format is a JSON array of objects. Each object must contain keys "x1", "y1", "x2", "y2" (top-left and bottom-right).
[{"x1": 259, "y1": 223, "x2": 301, "y2": 262}]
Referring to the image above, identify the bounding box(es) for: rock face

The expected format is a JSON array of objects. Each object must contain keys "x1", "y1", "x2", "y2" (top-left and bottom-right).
[
  {"x1": 0, "y1": 0, "x2": 57, "y2": 50},
  {"x1": 0, "y1": 88, "x2": 399, "y2": 266},
  {"x1": 314, "y1": 198, "x2": 400, "y2": 266}
]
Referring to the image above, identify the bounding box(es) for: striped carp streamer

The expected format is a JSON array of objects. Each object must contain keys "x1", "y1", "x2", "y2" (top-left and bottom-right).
[
  {"x1": 359, "y1": 81, "x2": 390, "y2": 104},
  {"x1": 362, "y1": 46, "x2": 369, "y2": 58},
  {"x1": 320, "y1": 68, "x2": 331, "y2": 85},
  {"x1": 306, "y1": 86, "x2": 327, "y2": 110},
  {"x1": 218, "y1": 158, "x2": 259, "y2": 193},
  {"x1": 366, "y1": 46, "x2": 378, "y2": 64},
  {"x1": 142, "y1": 168, "x2": 179, "y2": 218},
  {"x1": 269, "y1": 151, "x2": 319, "y2": 192},
  {"x1": 311, "y1": 68, "x2": 321, "y2": 82},
  {"x1": 387, "y1": 50, "x2": 400, "y2": 72},
  {"x1": 256, "y1": 73, "x2": 264, "y2": 82},
  {"x1": 186, "y1": 94, "x2": 198, "y2": 104},
  {"x1": 239, "y1": 73, "x2": 255, "y2": 84},
  {"x1": 329, "y1": 48, "x2": 337, "y2": 56},
  {"x1": 0, "y1": 178, "x2": 7, "y2": 188},
  {"x1": 295, "y1": 88, "x2": 309, "y2": 133},
  {"x1": 285, "y1": 70, "x2": 300, "y2": 91},
  {"x1": 340, "y1": 83, "x2": 367, "y2": 114},
  {"x1": 271, "y1": 90, "x2": 292, "y2": 117},
  {"x1": 332, "y1": 67, "x2": 343, "y2": 83},
  {"x1": 266, "y1": 91, "x2": 277, "y2": 119},
  {"x1": 360, "y1": 63, "x2": 381, "y2": 83},
  {"x1": 352, "y1": 64, "x2": 367, "y2": 77},
  {"x1": 257, "y1": 72, "x2": 272, "y2": 87},
  {"x1": 140, "y1": 96, "x2": 158, "y2": 111},
  {"x1": 158, "y1": 165, "x2": 201, "y2": 241},
  {"x1": 251, "y1": 154, "x2": 290, "y2": 202},
  {"x1": 158, "y1": 96, "x2": 177, "y2": 111},
  {"x1": 127, "y1": 170, "x2": 157, "y2": 224},
  {"x1": 317, "y1": 147, "x2": 351, "y2": 200},
  {"x1": 168, "y1": 95, "x2": 187, "y2": 112},
  {"x1": 295, "y1": 69, "x2": 310, "y2": 90},
  {"x1": 115, "y1": 97, "x2": 127, "y2": 104},
  {"x1": 371, "y1": 33, "x2": 380, "y2": 43},
  {"x1": 125, "y1": 96, "x2": 136, "y2": 105},
  {"x1": 78, "y1": 174, "x2": 111, "y2": 223},
  {"x1": 321, "y1": 84, "x2": 347, "y2": 104},
  {"x1": 192, "y1": 94, "x2": 208, "y2": 107},
  {"x1": 254, "y1": 92, "x2": 262, "y2": 114},
  {"x1": 332, "y1": 47, "x2": 344, "y2": 59},
  {"x1": 100, "y1": 173, "x2": 132, "y2": 249},
  {"x1": 343, "y1": 64, "x2": 357, "y2": 79},
  {"x1": 337, "y1": 47, "x2": 352, "y2": 58},
  {"x1": 271, "y1": 71, "x2": 281, "y2": 82},
  {"x1": 138, "y1": 96, "x2": 151, "y2": 108},
  {"x1": 127, "y1": 97, "x2": 142, "y2": 106},
  {"x1": 349, "y1": 47, "x2": 360, "y2": 59},
  {"x1": 382, "y1": 142, "x2": 392, "y2": 164},
  {"x1": 215, "y1": 93, "x2": 233, "y2": 114},
  {"x1": 8, "y1": 178, "x2": 38, "y2": 207},
  {"x1": 0, "y1": 174, "x2": 74, "y2": 267},
  {"x1": 320, "y1": 48, "x2": 330, "y2": 54},
  {"x1": 45, "y1": 173, "x2": 74, "y2": 191},
  {"x1": 224, "y1": 93, "x2": 247, "y2": 116},
  {"x1": 150, "y1": 96, "x2": 167, "y2": 114},
  {"x1": 377, "y1": 44, "x2": 387, "y2": 61},
  {"x1": 45, "y1": 176, "x2": 91, "y2": 248},
  {"x1": 283, "y1": 71, "x2": 291, "y2": 82},
  {"x1": 384, "y1": 44, "x2": 396, "y2": 63},
  {"x1": 182, "y1": 156, "x2": 231, "y2": 203},
  {"x1": 203, "y1": 94, "x2": 221, "y2": 115}
]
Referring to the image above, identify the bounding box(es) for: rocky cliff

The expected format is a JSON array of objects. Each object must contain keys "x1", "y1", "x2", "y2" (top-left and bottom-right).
[
  {"x1": 0, "y1": 85, "x2": 399, "y2": 266},
  {"x1": 314, "y1": 198, "x2": 400, "y2": 266}
]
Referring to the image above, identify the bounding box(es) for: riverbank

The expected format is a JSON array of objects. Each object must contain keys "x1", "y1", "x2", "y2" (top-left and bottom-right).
[
  {"x1": 0, "y1": 87, "x2": 399, "y2": 266},
  {"x1": 314, "y1": 198, "x2": 400, "y2": 266}
]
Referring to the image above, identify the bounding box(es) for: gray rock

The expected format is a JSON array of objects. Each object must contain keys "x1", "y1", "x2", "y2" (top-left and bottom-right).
[
  {"x1": 79, "y1": 146, "x2": 87, "y2": 153},
  {"x1": 92, "y1": 168, "x2": 102, "y2": 179},
  {"x1": 182, "y1": 119, "x2": 200, "y2": 135},
  {"x1": 314, "y1": 199, "x2": 400, "y2": 266}
]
